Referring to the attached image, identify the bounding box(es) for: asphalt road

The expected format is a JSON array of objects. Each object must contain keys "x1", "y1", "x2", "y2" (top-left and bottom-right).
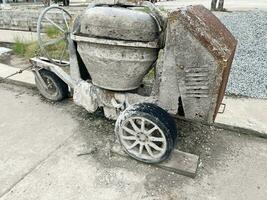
[{"x1": 0, "y1": 83, "x2": 267, "y2": 200}]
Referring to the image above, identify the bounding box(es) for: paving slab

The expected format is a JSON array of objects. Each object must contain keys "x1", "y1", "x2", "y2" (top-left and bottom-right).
[
  {"x1": 0, "y1": 84, "x2": 78, "y2": 197},
  {"x1": 215, "y1": 96, "x2": 267, "y2": 136}
]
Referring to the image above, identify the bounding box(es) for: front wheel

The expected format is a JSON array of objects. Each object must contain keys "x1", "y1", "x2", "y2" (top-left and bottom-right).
[
  {"x1": 35, "y1": 69, "x2": 69, "y2": 101},
  {"x1": 115, "y1": 103, "x2": 178, "y2": 163}
]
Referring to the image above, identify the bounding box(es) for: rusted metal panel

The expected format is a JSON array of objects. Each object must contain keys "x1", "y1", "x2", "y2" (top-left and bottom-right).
[
  {"x1": 214, "y1": 47, "x2": 236, "y2": 120},
  {"x1": 169, "y1": 5, "x2": 237, "y2": 121},
  {"x1": 170, "y1": 5, "x2": 237, "y2": 62}
]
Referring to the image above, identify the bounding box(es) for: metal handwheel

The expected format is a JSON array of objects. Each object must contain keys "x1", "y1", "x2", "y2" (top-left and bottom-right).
[
  {"x1": 37, "y1": 6, "x2": 72, "y2": 67},
  {"x1": 115, "y1": 103, "x2": 178, "y2": 163}
]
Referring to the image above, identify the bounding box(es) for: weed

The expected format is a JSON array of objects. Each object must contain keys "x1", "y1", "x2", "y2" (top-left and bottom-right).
[
  {"x1": 11, "y1": 29, "x2": 68, "y2": 60},
  {"x1": 44, "y1": 25, "x2": 62, "y2": 38},
  {"x1": 12, "y1": 37, "x2": 39, "y2": 58},
  {"x1": 12, "y1": 38, "x2": 27, "y2": 55}
]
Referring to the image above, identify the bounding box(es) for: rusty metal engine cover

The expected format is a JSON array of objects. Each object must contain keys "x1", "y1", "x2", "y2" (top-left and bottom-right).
[
  {"x1": 176, "y1": 5, "x2": 237, "y2": 121},
  {"x1": 157, "y1": 5, "x2": 237, "y2": 122}
]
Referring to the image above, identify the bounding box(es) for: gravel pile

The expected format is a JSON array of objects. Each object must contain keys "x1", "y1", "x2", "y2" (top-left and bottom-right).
[{"x1": 216, "y1": 10, "x2": 267, "y2": 99}]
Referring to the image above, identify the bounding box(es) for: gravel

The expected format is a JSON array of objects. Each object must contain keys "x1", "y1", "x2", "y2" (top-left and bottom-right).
[{"x1": 216, "y1": 10, "x2": 267, "y2": 99}]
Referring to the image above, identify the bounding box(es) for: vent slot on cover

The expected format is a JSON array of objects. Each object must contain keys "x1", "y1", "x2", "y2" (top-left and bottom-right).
[{"x1": 185, "y1": 67, "x2": 209, "y2": 98}]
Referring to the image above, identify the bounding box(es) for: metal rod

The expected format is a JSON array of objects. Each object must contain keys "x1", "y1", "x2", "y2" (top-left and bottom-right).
[{"x1": 0, "y1": 65, "x2": 32, "y2": 82}]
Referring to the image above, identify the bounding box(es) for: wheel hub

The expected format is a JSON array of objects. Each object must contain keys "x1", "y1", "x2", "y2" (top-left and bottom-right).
[
  {"x1": 137, "y1": 132, "x2": 147, "y2": 142},
  {"x1": 42, "y1": 77, "x2": 57, "y2": 96}
]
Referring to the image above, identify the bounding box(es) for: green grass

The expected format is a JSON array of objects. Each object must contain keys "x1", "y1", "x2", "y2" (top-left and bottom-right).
[
  {"x1": 44, "y1": 25, "x2": 62, "y2": 39},
  {"x1": 12, "y1": 25, "x2": 68, "y2": 60},
  {"x1": 12, "y1": 38, "x2": 27, "y2": 55},
  {"x1": 12, "y1": 38, "x2": 39, "y2": 58}
]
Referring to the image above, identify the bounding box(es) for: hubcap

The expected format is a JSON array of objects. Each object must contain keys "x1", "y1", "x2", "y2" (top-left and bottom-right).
[
  {"x1": 119, "y1": 117, "x2": 167, "y2": 161},
  {"x1": 44, "y1": 76, "x2": 58, "y2": 96},
  {"x1": 138, "y1": 133, "x2": 147, "y2": 142}
]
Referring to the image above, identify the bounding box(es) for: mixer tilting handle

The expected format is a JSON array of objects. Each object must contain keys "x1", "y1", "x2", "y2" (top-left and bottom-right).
[{"x1": 37, "y1": 5, "x2": 72, "y2": 67}]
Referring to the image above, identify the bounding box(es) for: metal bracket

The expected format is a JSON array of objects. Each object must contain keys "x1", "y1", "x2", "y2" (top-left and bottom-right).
[
  {"x1": 1, "y1": 65, "x2": 32, "y2": 82},
  {"x1": 218, "y1": 103, "x2": 226, "y2": 114}
]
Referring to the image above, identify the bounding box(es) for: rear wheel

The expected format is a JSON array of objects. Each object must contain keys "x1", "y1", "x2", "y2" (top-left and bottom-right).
[
  {"x1": 115, "y1": 103, "x2": 178, "y2": 163},
  {"x1": 35, "y1": 69, "x2": 68, "y2": 101}
]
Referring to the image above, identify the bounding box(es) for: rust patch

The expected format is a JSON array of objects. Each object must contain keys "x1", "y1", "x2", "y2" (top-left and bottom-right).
[
  {"x1": 213, "y1": 47, "x2": 236, "y2": 120},
  {"x1": 174, "y1": 5, "x2": 237, "y2": 63}
]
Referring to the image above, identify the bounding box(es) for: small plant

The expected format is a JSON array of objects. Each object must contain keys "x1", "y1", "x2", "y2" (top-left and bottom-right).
[
  {"x1": 41, "y1": 25, "x2": 69, "y2": 60},
  {"x1": 12, "y1": 38, "x2": 28, "y2": 56},
  {"x1": 24, "y1": 42, "x2": 39, "y2": 58},
  {"x1": 44, "y1": 25, "x2": 62, "y2": 39},
  {"x1": 11, "y1": 33, "x2": 69, "y2": 60},
  {"x1": 12, "y1": 38, "x2": 39, "y2": 58}
]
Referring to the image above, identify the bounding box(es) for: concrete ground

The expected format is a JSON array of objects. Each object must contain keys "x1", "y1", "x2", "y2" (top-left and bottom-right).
[{"x1": 0, "y1": 83, "x2": 267, "y2": 200}]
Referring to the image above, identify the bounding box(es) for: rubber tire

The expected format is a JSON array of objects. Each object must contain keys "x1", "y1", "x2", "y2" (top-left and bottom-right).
[
  {"x1": 35, "y1": 69, "x2": 68, "y2": 101},
  {"x1": 115, "y1": 103, "x2": 178, "y2": 164}
]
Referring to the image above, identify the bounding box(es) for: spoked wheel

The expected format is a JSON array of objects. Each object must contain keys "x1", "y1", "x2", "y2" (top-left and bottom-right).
[
  {"x1": 37, "y1": 6, "x2": 72, "y2": 66},
  {"x1": 115, "y1": 103, "x2": 178, "y2": 163},
  {"x1": 35, "y1": 69, "x2": 69, "y2": 101}
]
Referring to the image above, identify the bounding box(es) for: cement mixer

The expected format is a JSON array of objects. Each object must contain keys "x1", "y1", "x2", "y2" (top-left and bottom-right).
[{"x1": 30, "y1": 0, "x2": 237, "y2": 164}]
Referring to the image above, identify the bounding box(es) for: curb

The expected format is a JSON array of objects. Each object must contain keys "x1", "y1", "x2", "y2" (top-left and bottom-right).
[
  {"x1": 0, "y1": 77, "x2": 36, "y2": 90},
  {"x1": 0, "y1": 29, "x2": 38, "y2": 43},
  {"x1": 213, "y1": 122, "x2": 267, "y2": 139},
  {"x1": 173, "y1": 116, "x2": 267, "y2": 140}
]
